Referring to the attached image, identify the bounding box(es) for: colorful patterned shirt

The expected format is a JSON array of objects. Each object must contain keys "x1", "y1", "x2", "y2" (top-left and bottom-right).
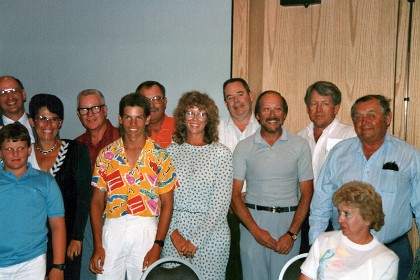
[{"x1": 92, "y1": 137, "x2": 179, "y2": 218}]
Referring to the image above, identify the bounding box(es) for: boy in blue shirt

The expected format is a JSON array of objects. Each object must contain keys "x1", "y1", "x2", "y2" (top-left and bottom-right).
[{"x1": 0, "y1": 123, "x2": 66, "y2": 279}]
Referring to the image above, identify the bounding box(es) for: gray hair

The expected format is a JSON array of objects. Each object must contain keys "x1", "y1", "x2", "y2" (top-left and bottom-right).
[{"x1": 77, "y1": 89, "x2": 105, "y2": 107}]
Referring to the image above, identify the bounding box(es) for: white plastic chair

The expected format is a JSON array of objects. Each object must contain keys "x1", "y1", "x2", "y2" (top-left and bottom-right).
[
  {"x1": 140, "y1": 257, "x2": 202, "y2": 280},
  {"x1": 278, "y1": 253, "x2": 308, "y2": 280}
]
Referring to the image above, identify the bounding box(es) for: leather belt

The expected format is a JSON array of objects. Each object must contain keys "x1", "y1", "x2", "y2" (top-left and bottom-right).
[{"x1": 245, "y1": 203, "x2": 297, "y2": 213}]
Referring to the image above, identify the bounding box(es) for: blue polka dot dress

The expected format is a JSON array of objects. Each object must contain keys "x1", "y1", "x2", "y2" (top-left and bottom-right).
[{"x1": 162, "y1": 142, "x2": 233, "y2": 280}]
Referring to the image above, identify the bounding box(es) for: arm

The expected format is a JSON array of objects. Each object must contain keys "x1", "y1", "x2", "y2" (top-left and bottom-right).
[
  {"x1": 68, "y1": 142, "x2": 92, "y2": 260},
  {"x1": 410, "y1": 151, "x2": 420, "y2": 240},
  {"x1": 89, "y1": 188, "x2": 106, "y2": 274},
  {"x1": 381, "y1": 258, "x2": 399, "y2": 280},
  {"x1": 298, "y1": 274, "x2": 312, "y2": 280},
  {"x1": 308, "y1": 160, "x2": 335, "y2": 244},
  {"x1": 231, "y1": 179, "x2": 278, "y2": 251},
  {"x1": 48, "y1": 217, "x2": 66, "y2": 280},
  {"x1": 276, "y1": 179, "x2": 313, "y2": 254},
  {"x1": 142, "y1": 190, "x2": 174, "y2": 268}
]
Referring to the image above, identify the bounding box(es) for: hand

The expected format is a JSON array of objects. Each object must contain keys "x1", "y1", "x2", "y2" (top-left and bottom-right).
[
  {"x1": 275, "y1": 233, "x2": 294, "y2": 255},
  {"x1": 170, "y1": 230, "x2": 198, "y2": 258},
  {"x1": 252, "y1": 228, "x2": 278, "y2": 251},
  {"x1": 181, "y1": 240, "x2": 198, "y2": 258},
  {"x1": 142, "y1": 244, "x2": 161, "y2": 271},
  {"x1": 90, "y1": 247, "x2": 105, "y2": 274},
  {"x1": 67, "y1": 240, "x2": 82, "y2": 261},
  {"x1": 241, "y1": 192, "x2": 246, "y2": 202},
  {"x1": 47, "y1": 268, "x2": 64, "y2": 280},
  {"x1": 170, "y1": 230, "x2": 187, "y2": 257}
]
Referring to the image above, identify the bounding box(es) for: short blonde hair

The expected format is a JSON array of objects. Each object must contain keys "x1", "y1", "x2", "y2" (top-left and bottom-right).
[{"x1": 333, "y1": 181, "x2": 385, "y2": 231}]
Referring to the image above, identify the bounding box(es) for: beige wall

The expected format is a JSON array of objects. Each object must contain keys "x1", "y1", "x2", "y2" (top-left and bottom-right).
[{"x1": 232, "y1": 0, "x2": 419, "y2": 254}]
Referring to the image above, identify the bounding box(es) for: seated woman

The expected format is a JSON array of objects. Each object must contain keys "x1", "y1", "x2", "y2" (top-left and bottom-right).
[
  {"x1": 299, "y1": 181, "x2": 398, "y2": 280},
  {"x1": 161, "y1": 91, "x2": 232, "y2": 280},
  {"x1": 28, "y1": 94, "x2": 92, "y2": 279}
]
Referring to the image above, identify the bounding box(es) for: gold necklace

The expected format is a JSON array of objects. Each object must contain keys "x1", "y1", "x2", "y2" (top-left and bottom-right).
[{"x1": 36, "y1": 140, "x2": 58, "y2": 155}]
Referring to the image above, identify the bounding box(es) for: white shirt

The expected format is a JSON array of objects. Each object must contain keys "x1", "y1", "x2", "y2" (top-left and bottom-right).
[
  {"x1": 301, "y1": 231, "x2": 399, "y2": 280},
  {"x1": 297, "y1": 118, "x2": 355, "y2": 184},
  {"x1": 2, "y1": 113, "x2": 35, "y2": 143},
  {"x1": 218, "y1": 115, "x2": 259, "y2": 192},
  {"x1": 218, "y1": 115, "x2": 260, "y2": 153}
]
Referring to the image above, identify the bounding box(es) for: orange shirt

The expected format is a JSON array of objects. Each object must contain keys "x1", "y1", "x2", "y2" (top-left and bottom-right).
[{"x1": 150, "y1": 115, "x2": 174, "y2": 148}]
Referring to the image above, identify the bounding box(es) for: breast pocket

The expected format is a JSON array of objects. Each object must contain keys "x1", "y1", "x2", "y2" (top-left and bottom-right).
[{"x1": 377, "y1": 169, "x2": 408, "y2": 193}]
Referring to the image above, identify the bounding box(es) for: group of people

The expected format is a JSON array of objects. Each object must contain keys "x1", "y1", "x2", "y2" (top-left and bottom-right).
[{"x1": 0, "y1": 75, "x2": 419, "y2": 280}]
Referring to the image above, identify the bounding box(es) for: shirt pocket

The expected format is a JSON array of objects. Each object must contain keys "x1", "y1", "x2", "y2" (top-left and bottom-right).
[{"x1": 377, "y1": 169, "x2": 408, "y2": 193}]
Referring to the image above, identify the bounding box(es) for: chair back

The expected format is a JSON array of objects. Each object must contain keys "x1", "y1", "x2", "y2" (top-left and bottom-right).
[
  {"x1": 140, "y1": 257, "x2": 202, "y2": 280},
  {"x1": 278, "y1": 253, "x2": 308, "y2": 280}
]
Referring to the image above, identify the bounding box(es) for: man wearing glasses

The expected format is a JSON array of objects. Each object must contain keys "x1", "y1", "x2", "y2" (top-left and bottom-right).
[
  {"x1": 136, "y1": 81, "x2": 174, "y2": 148},
  {"x1": 75, "y1": 89, "x2": 120, "y2": 280},
  {"x1": 75, "y1": 89, "x2": 120, "y2": 170},
  {"x1": 0, "y1": 75, "x2": 35, "y2": 143}
]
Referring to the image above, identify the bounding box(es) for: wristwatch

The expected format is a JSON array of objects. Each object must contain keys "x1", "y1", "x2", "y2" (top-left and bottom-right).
[
  {"x1": 154, "y1": 239, "x2": 165, "y2": 247},
  {"x1": 52, "y1": 264, "x2": 66, "y2": 271},
  {"x1": 287, "y1": 231, "x2": 298, "y2": 241}
]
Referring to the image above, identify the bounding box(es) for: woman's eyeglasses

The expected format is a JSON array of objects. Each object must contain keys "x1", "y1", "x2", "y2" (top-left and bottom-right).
[
  {"x1": 34, "y1": 116, "x2": 61, "y2": 123},
  {"x1": 185, "y1": 111, "x2": 207, "y2": 120}
]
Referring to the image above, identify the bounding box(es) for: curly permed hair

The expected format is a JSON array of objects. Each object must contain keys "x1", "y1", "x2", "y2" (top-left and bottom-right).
[
  {"x1": 333, "y1": 181, "x2": 385, "y2": 232},
  {"x1": 172, "y1": 91, "x2": 219, "y2": 144}
]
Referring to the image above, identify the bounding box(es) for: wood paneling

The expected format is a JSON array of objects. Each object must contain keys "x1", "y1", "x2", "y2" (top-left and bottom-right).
[
  {"x1": 232, "y1": 0, "x2": 250, "y2": 79},
  {"x1": 234, "y1": 0, "x2": 400, "y2": 132},
  {"x1": 395, "y1": 0, "x2": 420, "y2": 257},
  {"x1": 233, "y1": 0, "x2": 419, "y2": 256},
  {"x1": 394, "y1": 0, "x2": 420, "y2": 148}
]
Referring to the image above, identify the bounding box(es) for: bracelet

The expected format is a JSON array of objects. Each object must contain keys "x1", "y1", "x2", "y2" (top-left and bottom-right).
[
  {"x1": 52, "y1": 264, "x2": 66, "y2": 271},
  {"x1": 154, "y1": 239, "x2": 164, "y2": 247}
]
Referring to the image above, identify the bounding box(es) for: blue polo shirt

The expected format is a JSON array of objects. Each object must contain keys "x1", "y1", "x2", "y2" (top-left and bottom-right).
[
  {"x1": 233, "y1": 127, "x2": 313, "y2": 206},
  {"x1": 0, "y1": 163, "x2": 64, "y2": 267}
]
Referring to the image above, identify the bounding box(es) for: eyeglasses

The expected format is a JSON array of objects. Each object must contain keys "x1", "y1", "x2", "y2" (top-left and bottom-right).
[
  {"x1": 185, "y1": 111, "x2": 207, "y2": 120},
  {"x1": 0, "y1": 88, "x2": 21, "y2": 98},
  {"x1": 146, "y1": 96, "x2": 165, "y2": 104},
  {"x1": 352, "y1": 113, "x2": 377, "y2": 122},
  {"x1": 337, "y1": 210, "x2": 354, "y2": 220},
  {"x1": 34, "y1": 116, "x2": 61, "y2": 123},
  {"x1": 77, "y1": 104, "x2": 105, "y2": 116}
]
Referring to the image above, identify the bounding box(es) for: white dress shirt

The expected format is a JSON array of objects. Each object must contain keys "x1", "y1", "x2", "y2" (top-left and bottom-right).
[
  {"x1": 218, "y1": 115, "x2": 260, "y2": 153},
  {"x1": 2, "y1": 113, "x2": 35, "y2": 143},
  {"x1": 218, "y1": 115, "x2": 259, "y2": 192},
  {"x1": 297, "y1": 118, "x2": 356, "y2": 184}
]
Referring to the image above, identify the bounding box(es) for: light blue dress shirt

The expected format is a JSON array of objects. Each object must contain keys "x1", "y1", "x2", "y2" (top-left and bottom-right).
[{"x1": 309, "y1": 132, "x2": 420, "y2": 244}]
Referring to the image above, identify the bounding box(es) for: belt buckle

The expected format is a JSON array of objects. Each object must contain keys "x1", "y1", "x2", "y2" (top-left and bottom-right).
[{"x1": 270, "y1": 207, "x2": 276, "y2": 213}]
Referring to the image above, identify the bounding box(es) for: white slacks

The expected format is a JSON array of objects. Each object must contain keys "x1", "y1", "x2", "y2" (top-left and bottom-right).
[
  {"x1": 97, "y1": 215, "x2": 158, "y2": 280},
  {"x1": 0, "y1": 254, "x2": 46, "y2": 280}
]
